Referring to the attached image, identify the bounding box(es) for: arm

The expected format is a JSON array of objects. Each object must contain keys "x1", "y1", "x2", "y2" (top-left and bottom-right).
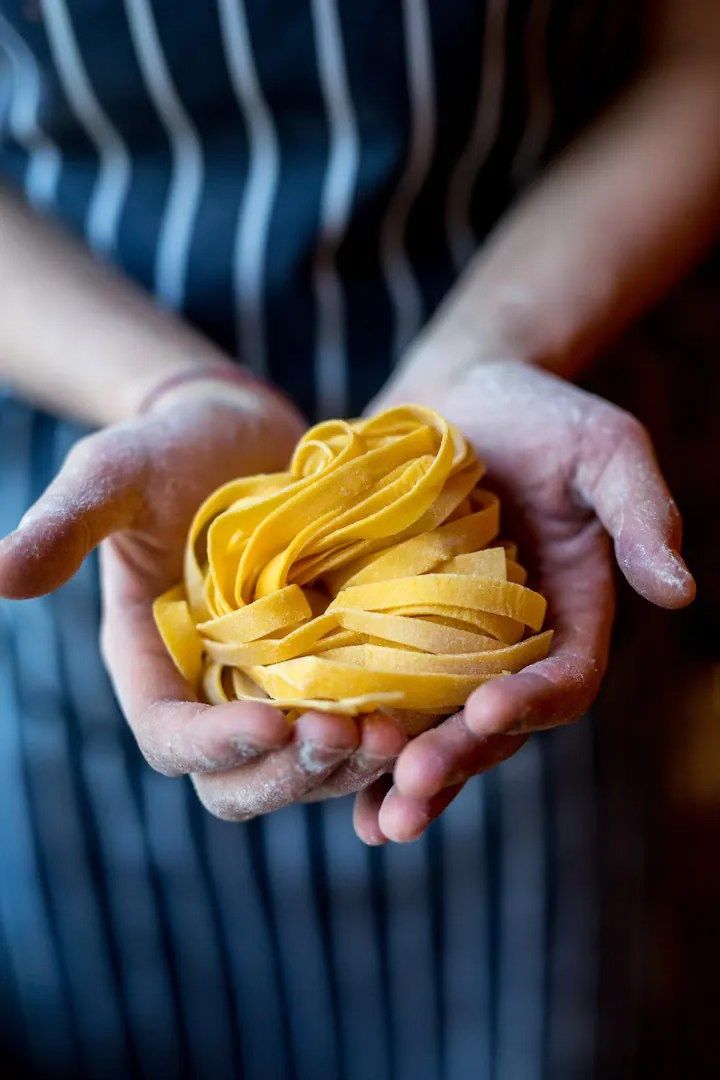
[
  {"x1": 0, "y1": 187, "x2": 407, "y2": 820},
  {"x1": 356, "y1": 0, "x2": 716, "y2": 845},
  {"x1": 389, "y1": 0, "x2": 720, "y2": 397},
  {"x1": 0, "y1": 183, "x2": 238, "y2": 425}
]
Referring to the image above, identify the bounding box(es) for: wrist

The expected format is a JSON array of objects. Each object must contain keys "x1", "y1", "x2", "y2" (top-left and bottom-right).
[
  {"x1": 133, "y1": 359, "x2": 306, "y2": 478},
  {"x1": 384, "y1": 318, "x2": 527, "y2": 408},
  {"x1": 389, "y1": 296, "x2": 541, "y2": 406},
  {"x1": 138, "y1": 357, "x2": 304, "y2": 433},
  {"x1": 396, "y1": 264, "x2": 604, "y2": 394}
]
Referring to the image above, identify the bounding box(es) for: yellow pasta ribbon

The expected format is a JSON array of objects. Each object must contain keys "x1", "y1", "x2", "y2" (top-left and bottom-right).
[{"x1": 153, "y1": 405, "x2": 551, "y2": 728}]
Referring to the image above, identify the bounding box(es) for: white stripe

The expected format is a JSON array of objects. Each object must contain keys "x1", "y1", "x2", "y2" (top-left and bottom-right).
[
  {"x1": 124, "y1": 0, "x2": 203, "y2": 308},
  {"x1": 217, "y1": 0, "x2": 279, "y2": 374},
  {"x1": 445, "y1": 0, "x2": 508, "y2": 271},
  {"x1": 310, "y1": 0, "x2": 359, "y2": 418},
  {"x1": 0, "y1": 14, "x2": 62, "y2": 208},
  {"x1": 511, "y1": 0, "x2": 554, "y2": 186},
  {"x1": 380, "y1": 0, "x2": 436, "y2": 362},
  {"x1": 40, "y1": 0, "x2": 130, "y2": 252}
]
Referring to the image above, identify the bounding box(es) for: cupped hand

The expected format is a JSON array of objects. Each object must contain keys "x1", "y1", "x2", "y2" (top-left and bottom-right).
[
  {"x1": 354, "y1": 358, "x2": 695, "y2": 844},
  {"x1": 0, "y1": 380, "x2": 406, "y2": 819}
]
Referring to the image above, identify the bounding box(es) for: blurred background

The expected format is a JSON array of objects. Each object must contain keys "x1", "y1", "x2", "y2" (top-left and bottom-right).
[
  {"x1": 588, "y1": 252, "x2": 720, "y2": 1079},
  {"x1": 0, "y1": 2, "x2": 717, "y2": 1076}
]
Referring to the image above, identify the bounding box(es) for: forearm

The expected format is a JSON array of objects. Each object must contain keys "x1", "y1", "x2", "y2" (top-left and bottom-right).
[
  {"x1": 0, "y1": 185, "x2": 245, "y2": 426},
  {"x1": 400, "y1": 5, "x2": 720, "y2": 385}
]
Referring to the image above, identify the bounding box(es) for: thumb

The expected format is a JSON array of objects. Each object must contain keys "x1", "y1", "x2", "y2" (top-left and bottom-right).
[{"x1": 0, "y1": 431, "x2": 145, "y2": 599}]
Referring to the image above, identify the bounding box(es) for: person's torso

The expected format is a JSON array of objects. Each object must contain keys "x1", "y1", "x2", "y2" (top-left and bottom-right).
[{"x1": 0, "y1": 0, "x2": 640, "y2": 417}]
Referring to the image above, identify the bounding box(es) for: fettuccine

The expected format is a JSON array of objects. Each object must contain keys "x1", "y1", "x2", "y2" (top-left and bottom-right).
[{"x1": 153, "y1": 406, "x2": 551, "y2": 731}]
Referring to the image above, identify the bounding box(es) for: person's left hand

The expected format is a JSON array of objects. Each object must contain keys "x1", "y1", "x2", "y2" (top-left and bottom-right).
[{"x1": 353, "y1": 358, "x2": 695, "y2": 845}]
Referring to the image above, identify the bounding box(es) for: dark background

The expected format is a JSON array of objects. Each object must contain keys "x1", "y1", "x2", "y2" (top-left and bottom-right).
[{"x1": 589, "y1": 254, "x2": 720, "y2": 1078}]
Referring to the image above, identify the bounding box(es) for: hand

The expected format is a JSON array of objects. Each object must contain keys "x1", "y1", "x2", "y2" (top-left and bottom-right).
[
  {"x1": 354, "y1": 359, "x2": 695, "y2": 844},
  {"x1": 0, "y1": 379, "x2": 406, "y2": 819}
]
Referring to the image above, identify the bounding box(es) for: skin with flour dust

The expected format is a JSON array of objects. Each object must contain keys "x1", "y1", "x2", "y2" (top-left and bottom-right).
[
  {"x1": 0, "y1": 361, "x2": 695, "y2": 845},
  {"x1": 0, "y1": 0, "x2": 715, "y2": 845},
  {"x1": 351, "y1": 358, "x2": 695, "y2": 843}
]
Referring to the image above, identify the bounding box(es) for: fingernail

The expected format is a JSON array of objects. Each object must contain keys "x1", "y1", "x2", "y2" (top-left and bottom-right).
[
  {"x1": 299, "y1": 740, "x2": 350, "y2": 774},
  {"x1": 229, "y1": 738, "x2": 267, "y2": 764}
]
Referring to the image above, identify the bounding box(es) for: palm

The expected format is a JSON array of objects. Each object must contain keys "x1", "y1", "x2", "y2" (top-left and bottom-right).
[
  {"x1": 404, "y1": 360, "x2": 618, "y2": 708},
  {"x1": 104, "y1": 396, "x2": 302, "y2": 596},
  {"x1": 94, "y1": 395, "x2": 324, "y2": 781}
]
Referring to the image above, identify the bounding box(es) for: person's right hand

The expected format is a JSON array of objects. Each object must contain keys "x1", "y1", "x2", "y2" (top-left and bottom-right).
[{"x1": 0, "y1": 378, "x2": 407, "y2": 819}]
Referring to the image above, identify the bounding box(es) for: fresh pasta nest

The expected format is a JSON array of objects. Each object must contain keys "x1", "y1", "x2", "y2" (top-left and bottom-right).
[{"x1": 153, "y1": 405, "x2": 551, "y2": 733}]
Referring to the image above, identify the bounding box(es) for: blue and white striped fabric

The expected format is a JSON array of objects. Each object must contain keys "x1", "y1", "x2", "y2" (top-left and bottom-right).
[{"x1": 0, "y1": 3, "x2": 639, "y2": 1076}]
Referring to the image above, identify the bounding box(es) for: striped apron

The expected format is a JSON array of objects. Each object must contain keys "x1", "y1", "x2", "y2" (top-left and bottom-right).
[{"x1": 0, "y1": 3, "x2": 640, "y2": 1076}]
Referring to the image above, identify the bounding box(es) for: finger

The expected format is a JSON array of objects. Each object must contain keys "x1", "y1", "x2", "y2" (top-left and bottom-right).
[
  {"x1": 577, "y1": 413, "x2": 695, "y2": 609},
  {"x1": 300, "y1": 711, "x2": 408, "y2": 801},
  {"x1": 393, "y1": 711, "x2": 525, "y2": 800},
  {"x1": 464, "y1": 655, "x2": 598, "y2": 739},
  {"x1": 377, "y1": 782, "x2": 466, "y2": 843},
  {"x1": 353, "y1": 776, "x2": 394, "y2": 845},
  {"x1": 101, "y1": 543, "x2": 291, "y2": 775},
  {"x1": 465, "y1": 522, "x2": 614, "y2": 738},
  {"x1": 0, "y1": 430, "x2": 143, "y2": 598},
  {"x1": 192, "y1": 710, "x2": 359, "y2": 821},
  {"x1": 463, "y1": 612, "x2": 605, "y2": 739}
]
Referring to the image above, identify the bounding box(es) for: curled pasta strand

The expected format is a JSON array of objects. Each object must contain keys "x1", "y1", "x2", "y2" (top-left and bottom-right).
[{"x1": 154, "y1": 405, "x2": 551, "y2": 728}]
